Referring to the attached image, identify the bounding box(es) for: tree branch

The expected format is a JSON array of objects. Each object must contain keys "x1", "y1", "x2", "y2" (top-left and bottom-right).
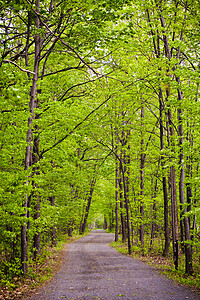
[
  {"x1": 25, "y1": 0, "x2": 99, "y2": 76},
  {"x1": 39, "y1": 65, "x2": 84, "y2": 78},
  {"x1": 2, "y1": 59, "x2": 35, "y2": 74},
  {"x1": 58, "y1": 78, "x2": 101, "y2": 102},
  {"x1": 40, "y1": 95, "x2": 112, "y2": 158}
]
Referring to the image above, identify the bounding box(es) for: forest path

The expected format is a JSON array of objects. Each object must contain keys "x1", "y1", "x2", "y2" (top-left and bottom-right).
[{"x1": 28, "y1": 230, "x2": 199, "y2": 300}]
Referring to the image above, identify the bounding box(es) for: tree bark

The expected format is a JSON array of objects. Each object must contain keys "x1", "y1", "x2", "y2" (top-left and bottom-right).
[
  {"x1": 49, "y1": 196, "x2": 57, "y2": 246},
  {"x1": 120, "y1": 157, "x2": 131, "y2": 254},
  {"x1": 167, "y1": 107, "x2": 179, "y2": 269},
  {"x1": 31, "y1": 0, "x2": 41, "y2": 257},
  {"x1": 158, "y1": 88, "x2": 170, "y2": 256},
  {"x1": 103, "y1": 217, "x2": 108, "y2": 230},
  {"x1": 167, "y1": 112, "x2": 179, "y2": 269},
  {"x1": 115, "y1": 163, "x2": 119, "y2": 242},
  {"x1": 33, "y1": 186, "x2": 41, "y2": 260},
  {"x1": 80, "y1": 179, "x2": 96, "y2": 234},
  {"x1": 119, "y1": 128, "x2": 131, "y2": 254},
  {"x1": 150, "y1": 176, "x2": 157, "y2": 247},
  {"x1": 161, "y1": 12, "x2": 179, "y2": 263},
  {"x1": 177, "y1": 92, "x2": 193, "y2": 274},
  {"x1": 21, "y1": 0, "x2": 41, "y2": 274},
  {"x1": 146, "y1": 10, "x2": 170, "y2": 256},
  {"x1": 119, "y1": 154, "x2": 127, "y2": 243},
  {"x1": 139, "y1": 106, "x2": 145, "y2": 249}
]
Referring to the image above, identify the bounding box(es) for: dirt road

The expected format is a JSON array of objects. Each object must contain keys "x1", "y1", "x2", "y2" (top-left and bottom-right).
[{"x1": 28, "y1": 230, "x2": 199, "y2": 300}]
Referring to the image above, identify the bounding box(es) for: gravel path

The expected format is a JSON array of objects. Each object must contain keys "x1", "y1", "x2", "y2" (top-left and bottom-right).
[{"x1": 28, "y1": 230, "x2": 200, "y2": 300}]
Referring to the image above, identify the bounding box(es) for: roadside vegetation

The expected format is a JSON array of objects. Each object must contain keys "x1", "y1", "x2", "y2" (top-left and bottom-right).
[{"x1": 0, "y1": 233, "x2": 83, "y2": 300}]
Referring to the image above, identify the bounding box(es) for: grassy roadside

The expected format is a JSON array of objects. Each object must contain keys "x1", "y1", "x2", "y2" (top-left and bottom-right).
[
  {"x1": 110, "y1": 240, "x2": 200, "y2": 294},
  {"x1": 0, "y1": 233, "x2": 85, "y2": 300}
]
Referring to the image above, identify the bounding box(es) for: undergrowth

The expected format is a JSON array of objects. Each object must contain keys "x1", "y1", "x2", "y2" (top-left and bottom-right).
[{"x1": 0, "y1": 234, "x2": 83, "y2": 300}]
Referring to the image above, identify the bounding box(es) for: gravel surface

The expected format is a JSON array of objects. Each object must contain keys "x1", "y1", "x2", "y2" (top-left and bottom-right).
[{"x1": 28, "y1": 230, "x2": 200, "y2": 300}]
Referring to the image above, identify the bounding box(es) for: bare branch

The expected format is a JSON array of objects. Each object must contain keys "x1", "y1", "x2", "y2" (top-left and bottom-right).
[
  {"x1": 40, "y1": 95, "x2": 112, "y2": 158},
  {"x1": 2, "y1": 59, "x2": 35, "y2": 74},
  {"x1": 58, "y1": 78, "x2": 102, "y2": 102},
  {"x1": 39, "y1": 65, "x2": 84, "y2": 78}
]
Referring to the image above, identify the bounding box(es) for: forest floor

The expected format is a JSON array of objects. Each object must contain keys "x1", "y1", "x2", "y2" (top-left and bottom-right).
[{"x1": 7, "y1": 229, "x2": 199, "y2": 300}]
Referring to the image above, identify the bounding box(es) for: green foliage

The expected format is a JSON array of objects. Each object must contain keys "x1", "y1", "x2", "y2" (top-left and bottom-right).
[
  {"x1": 0, "y1": 258, "x2": 22, "y2": 288},
  {"x1": 0, "y1": 0, "x2": 199, "y2": 287}
]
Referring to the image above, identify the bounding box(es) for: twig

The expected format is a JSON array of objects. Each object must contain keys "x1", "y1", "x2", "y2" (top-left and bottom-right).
[
  {"x1": 40, "y1": 95, "x2": 112, "y2": 157},
  {"x1": 2, "y1": 59, "x2": 35, "y2": 74},
  {"x1": 25, "y1": 0, "x2": 99, "y2": 76}
]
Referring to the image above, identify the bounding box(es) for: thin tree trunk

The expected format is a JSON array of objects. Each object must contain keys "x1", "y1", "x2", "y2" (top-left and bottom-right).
[
  {"x1": 115, "y1": 163, "x2": 119, "y2": 242},
  {"x1": 175, "y1": 8, "x2": 193, "y2": 269},
  {"x1": 33, "y1": 185, "x2": 41, "y2": 260},
  {"x1": 68, "y1": 220, "x2": 74, "y2": 237},
  {"x1": 21, "y1": 218, "x2": 28, "y2": 275},
  {"x1": 33, "y1": 121, "x2": 41, "y2": 259},
  {"x1": 147, "y1": 11, "x2": 170, "y2": 256},
  {"x1": 177, "y1": 93, "x2": 193, "y2": 274},
  {"x1": 159, "y1": 88, "x2": 170, "y2": 256},
  {"x1": 21, "y1": 0, "x2": 41, "y2": 274},
  {"x1": 175, "y1": 9, "x2": 193, "y2": 269},
  {"x1": 168, "y1": 122, "x2": 179, "y2": 270},
  {"x1": 120, "y1": 157, "x2": 131, "y2": 254},
  {"x1": 103, "y1": 217, "x2": 108, "y2": 230},
  {"x1": 32, "y1": 21, "x2": 41, "y2": 259},
  {"x1": 150, "y1": 176, "x2": 157, "y2": 247},
  {"x1": 166, "y1": 106, "x2": 179, "y2": 269},
  {"x1": 171, "y1": 164, "x2": 179, "y2": 269},
  {"x1": 49, "y1": 196, "x2": 57, "y2": 246},
  {"x1": 119, "y1": 158, "x2": 126, "y2": 243},
  {"x1": 119, "y1": 122, "x2": 131, "y2": 253},
  {"x1": 81, "y1": 179, "x2": 96, "y2": 234},
  {"x1": 139, "y1": 106, "x2": 145, "y2": 249},
  {"x1": 49, "y1": 161, "x2": 57, "y2": 246}
]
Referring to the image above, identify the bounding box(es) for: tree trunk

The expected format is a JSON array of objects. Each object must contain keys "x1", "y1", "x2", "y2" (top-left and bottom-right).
[
  {"x1": 170, "y1": 164, "x2": 179, "y2": 270},
  {"x1": 115, "y1": 163, "x2": 119, "y2": 242},
  {"x1": 177, "y1": 99, "x2": 193, "y2": 274},
  {"x1": 68, "y1": 221, "x2": 74, "y2": 237},
  {"x1": 33, "y1": 188, "x2": 41, "y2": 260},
  {"x1": 120, "y1": 151, "x2": 131, "y2": 254},
  {"x1": 21, "y1": 0, "x2": 41, "y2": 274},
  {"x1": 103, "y1": 217, "x2": 107, "y2": 230},
  {"x1": 21, "y1": 219, "x2": 28, "y2": 275},
  {"x1": 119, "y1": 161, "x2": 127, "y2": 243},
  {"x1": 176, "y1": 18, "x2": 193, "y2": 269},
  {"x1": 139, "y1": 106, "x2": 145, "y2": 249},
  {"x1": 159, "y1": 13, "x2": 179, "y2": 263},
  {"x1": 147, "y1": 11, "x2": 170, "y2": 255},
  {"x1": 166, "y1": 106, "x2": 179, "y2": 270},
  {"x1": 49, "y1": 196, "x2": 57, "y2": 246},
  {"x1": 32, "y1": 122, "x2": 41, "y2": 259},
  {"x1": 32, "y1": 0, "x2": 41, "y2": 260},
  {"x1": 158, "y1": 88, "x2": 170, "y2": 256},
  {"x1": 49, "y1": 161, "x2": 57, "y2": 246},
  {"x1": 81, "y1": 179, "x2": 96, "y2": 234},
  {"x1": 150, "y1": 176, "x2": 157, "y2": 247}
]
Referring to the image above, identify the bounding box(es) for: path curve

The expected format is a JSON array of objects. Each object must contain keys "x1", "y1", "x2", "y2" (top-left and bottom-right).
[{"x1": 28, "y1": 230, "x2": 200, "y2": 300}]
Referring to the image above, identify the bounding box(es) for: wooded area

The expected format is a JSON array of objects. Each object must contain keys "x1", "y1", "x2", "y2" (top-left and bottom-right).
[{"x1": 0, "y1": 0, "x2": 199, "y2": 286}]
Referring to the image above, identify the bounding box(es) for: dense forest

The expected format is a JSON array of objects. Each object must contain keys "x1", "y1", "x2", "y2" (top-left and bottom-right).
[{"x1": 0, "y1": 0, "x2": 199, "y2": 287}]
